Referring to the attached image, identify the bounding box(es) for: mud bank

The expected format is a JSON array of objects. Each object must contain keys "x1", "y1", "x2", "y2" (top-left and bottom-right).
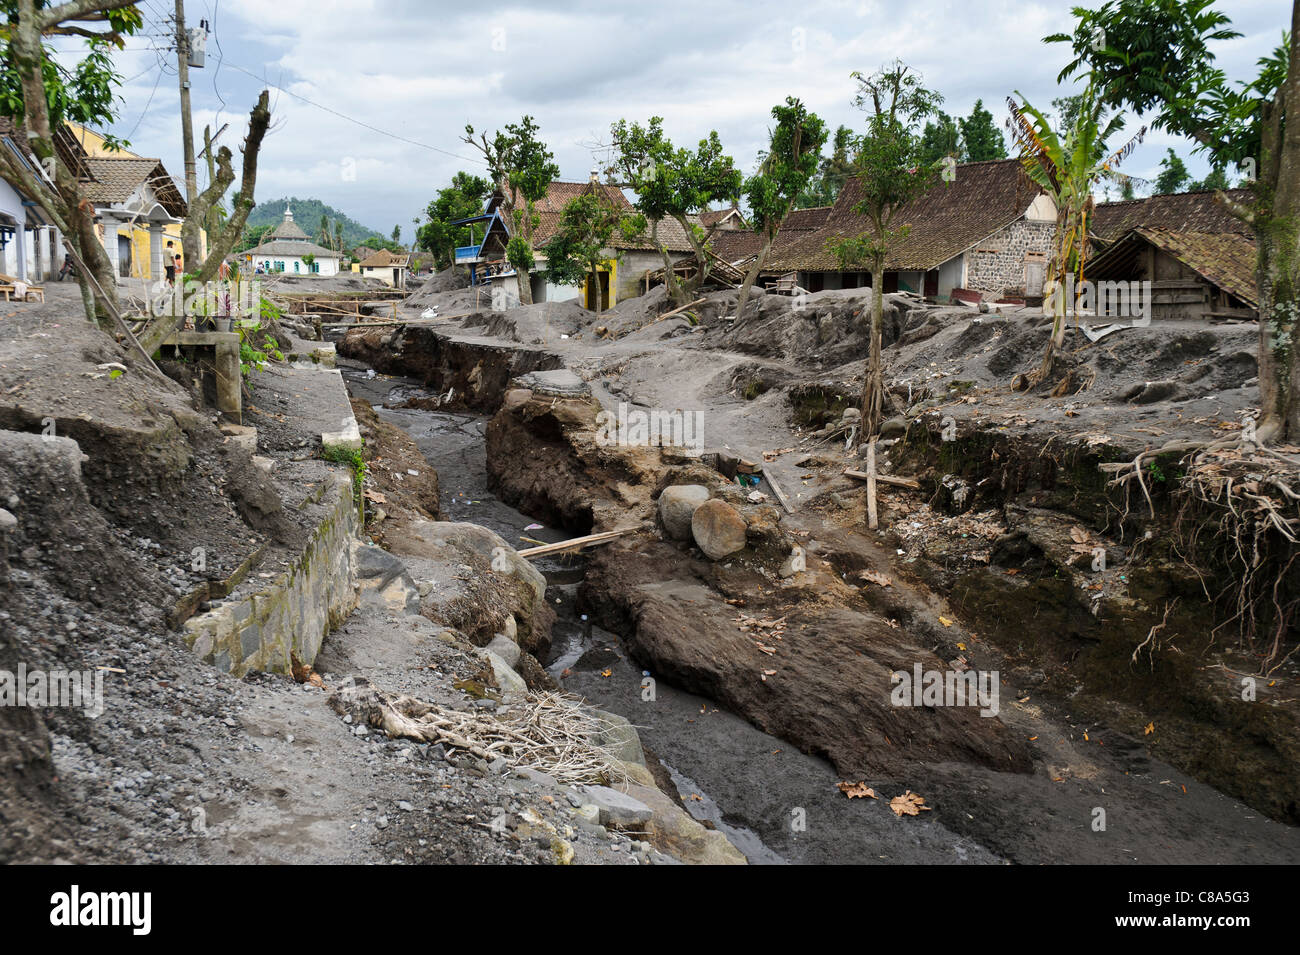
[{"x1": 338, "y1": 324, "x2": 562, "y2": 414}]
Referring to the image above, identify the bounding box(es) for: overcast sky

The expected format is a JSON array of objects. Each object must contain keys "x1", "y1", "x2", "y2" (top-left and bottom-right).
[{"x1": 86, "y1": 0, "x2": 1289, "y2": 238}]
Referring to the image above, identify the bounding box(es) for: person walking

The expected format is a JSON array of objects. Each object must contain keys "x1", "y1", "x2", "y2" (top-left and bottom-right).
[{"x1": 164, "y1": 241, "x2": 177, "y2": 285}]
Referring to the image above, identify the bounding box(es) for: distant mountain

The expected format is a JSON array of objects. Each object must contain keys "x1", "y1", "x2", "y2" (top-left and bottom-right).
[{"x1": 246, "y1": 197, "x2": 384, "y2": 248}]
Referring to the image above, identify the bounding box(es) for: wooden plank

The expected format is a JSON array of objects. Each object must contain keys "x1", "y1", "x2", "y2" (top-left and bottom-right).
[
  {"x1": 865, "y1": 440, "x2": 878, "y2": 530},
  {"x1": 762, "y1": 466, "x2": 795, "y2": 514},
  {"x1": 844, "y1": 469, "x2": 920, "y2": 489},
  {"x1": 516, "y1": 527, "x2": 635, "y2": 558}
]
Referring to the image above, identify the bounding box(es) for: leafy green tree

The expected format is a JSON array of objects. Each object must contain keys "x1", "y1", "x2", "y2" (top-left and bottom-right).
[
  {"x1": 1154, "y1": 147, "x2": 1191, "y2": 193},
  {"x1": 464, "y1": 115, "x2": 559, "y2": 305},
  {"x1": 1051, "y1": 95, "x2": 1086, "y2": 137},
  {"x1": 960, "y1": 99, "x2": 1007, "y2": 160},
  {"x1": 827, "y1": 61, "x2": 944, "y2": 440},
  {"x1": 1048, "y1": 0, "x2": 1297, "y2": 441},
  {"x1": 1006, "y1": 81, "x2": 1145, "y2": 381},
  {"x1": 919, "y1": 111, "x2": 963, "y2": 165},
  {"x1": 736, "y1": 97, "x2": 828, "y2": 321},
  {"x1": 542, "y1": 190, "x2": 644, "y2": 312},
  {"x1": 796, "y1": 124, "x2": 856, "y2": 208},
  {"x1": 390, "y1": 224, "x2": 401, "y2": 246},
  {"x1": 1190, "y1": 164, "x2": 1232, "y2": 191},
  {"x1": 416, "y1": 171, "x2": 491, "y2": 270},
  {"x1": 0, "y1": 0, "x2": 143, "y2": 327},
  {"x1": 610, "y1": 116, "x2": 743, "y2": 307}
]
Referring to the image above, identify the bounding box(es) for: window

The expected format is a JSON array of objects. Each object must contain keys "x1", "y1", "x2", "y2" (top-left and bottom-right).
[
  {"x1": 274, "y1": 261, "x2": 285, "y2": 273},
  {"x1": 293, "y1": 260, "x2": 300, "y2": 273}
]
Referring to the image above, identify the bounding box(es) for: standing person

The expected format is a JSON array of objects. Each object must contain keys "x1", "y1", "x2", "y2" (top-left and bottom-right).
[
  {"x1": 173, "y1": 246, "x2": 184, "y2": 279},
  {"x1": 164, "y1": 241, "x2": 177, "y2": 285},
  {"x1": 58, "y1": 253, "x2": 74, "y2": 281}
]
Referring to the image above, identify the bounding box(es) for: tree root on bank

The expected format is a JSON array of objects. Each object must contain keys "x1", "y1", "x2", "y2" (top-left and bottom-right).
[
  {"x1": 329, "y1": 681, "x2": 630, "y2": 785},
  {"x1": 1102, "y1": 437, "x2": 1300, "y2": 672}
]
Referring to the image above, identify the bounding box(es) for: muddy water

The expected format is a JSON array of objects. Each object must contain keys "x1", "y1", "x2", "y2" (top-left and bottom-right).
[{"x1": 341, "y1": 361, "x2": 1001, "y2": 864}]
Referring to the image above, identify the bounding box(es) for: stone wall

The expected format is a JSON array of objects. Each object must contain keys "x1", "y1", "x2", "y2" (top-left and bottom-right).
[
  {"x1": 182, "y1": 471, "x2": 359, "y2": 677},
  {"x1": 963, "y1": 219, "x2": 1055, "y2": 297}
]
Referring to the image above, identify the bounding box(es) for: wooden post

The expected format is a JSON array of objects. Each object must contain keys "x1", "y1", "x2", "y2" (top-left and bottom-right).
[{"x1": 866, "y1": 439, "x2": 879, "y2": 530}]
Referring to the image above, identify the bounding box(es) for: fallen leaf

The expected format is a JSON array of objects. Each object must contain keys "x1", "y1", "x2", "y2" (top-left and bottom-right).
[
  {"x1": 837, "y1": 781, "x2": 877, "y2": 799},
  {"x1": 1144, "y1": 722, "x2": 1154, "y2": 735},
  {"x1": 860, "y1": 570, "x2": 892, "y2": 588},
  {"x1": 600, "y1": 668, "x2": 612, "y2": 678},
  {"x1": 889, "y1": 791, "x2": 932, "y2": 817},
  {"x1": 938, "y1": 615, "x2": 953, "y2": 627}
]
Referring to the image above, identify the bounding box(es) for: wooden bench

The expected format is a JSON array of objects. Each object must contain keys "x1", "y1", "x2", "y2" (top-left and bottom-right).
[{"x1": 0, "y1": 276, "x2": 45, "y2": 303}]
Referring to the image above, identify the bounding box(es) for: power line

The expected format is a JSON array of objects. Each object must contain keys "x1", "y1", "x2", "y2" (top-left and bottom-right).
[{"x1": 219, "y1": 60, "x2": 487, "y2": 166}]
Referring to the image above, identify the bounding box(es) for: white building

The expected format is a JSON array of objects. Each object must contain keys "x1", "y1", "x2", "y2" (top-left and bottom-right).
[{"x1": 243, "y1": 206, "x2": 341, "y2": 276}]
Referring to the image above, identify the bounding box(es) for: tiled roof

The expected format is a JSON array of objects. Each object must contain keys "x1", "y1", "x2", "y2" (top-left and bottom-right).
[
  {"x1": 699, "y1": 205, "x2": 745, "y2": 228},
  {"x1": 766, "y1": 159, "x2": 1046, "y2": 273},
  {"x1": 245, "y1": 238, "x2": 340, "y2": 258},
  {"x1": 358, "y1": 249, "x2": 410, "y2": 268},
  {"x1": 711, "y1": 204, "x2": 834, "y2": 264},
  {"x1": 83, "y1": 156, "x2": 187, "y2": 217},
  {"x1": 1088, "y1": 226, "x2": 1258, "y2": 307},
  {"x1": 269, "y1": 216, "x2": 310, "y2": 241},
  {"x1": 0, "y1": 119, "x2": 94, "y2": 183},
  {"x1": 1091, "y1": 189, "x2": 1252, "y2": 243},
  {"x1": 501, "y1": 179, "x2": 699, "y2": 255}
]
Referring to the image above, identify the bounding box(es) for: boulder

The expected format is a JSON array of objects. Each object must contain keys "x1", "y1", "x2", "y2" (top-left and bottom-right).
[
  {"x1": 659, "y1": 484, "x2": 711, "y2": 540},
  {"x1": 576, "y1": 785, "x2": 653, "y2": 827},
  {"x1": 486, "y1": 634, "x2": 521, "y2": 668},
  {"x1": 483, "y1": 650, "x2": 527, "y2": 702},
  {"x1": 691, "y1": 499, "x2": 748, "y2": 560}
]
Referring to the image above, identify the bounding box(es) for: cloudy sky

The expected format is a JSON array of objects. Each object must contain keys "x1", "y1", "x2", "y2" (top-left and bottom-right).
[{"x1": 81, "y1": 0, "x2": 1289, "y2": 238}]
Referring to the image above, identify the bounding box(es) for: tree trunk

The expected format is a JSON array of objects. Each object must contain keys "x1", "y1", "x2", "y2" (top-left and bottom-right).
[
  {"x1": 735, "y1": 231, "x2": 776, "y2": 322},
  {"x1": 652, "y1": 218, "x2": 689, "y2": 308},
  {"x1": 1254, "y1": 0, "x2": 1300, "y2": 443},
  {"x1": 859, "y1": 263, "x2": 887, "y2": 442}
]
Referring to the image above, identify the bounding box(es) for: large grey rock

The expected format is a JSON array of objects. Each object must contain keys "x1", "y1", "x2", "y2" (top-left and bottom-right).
[
  {"x1": 515, "y1": 368, "x2": 590, "y2": 397},
  {"x1": 577, "y1": 785, "x2": 653, "y2": 827},
  {"x1": 691, "y1": 498, "x2": 748, "y2": 560},
  {"x1": 486, "y1": 634, "x2": 521, "y2": 668},
  {"x1": 588, "y1": 707, "x2": 646, "y2": 767},
  {"x1": 658, "y1": 484, "x2": 710, "y2": 540},
  {"x1": 354, "y1": 544, "x2": 408, "y2": 587},
  {"x1": 483, "y1": 650, "x2": 527, "y2": 702}
]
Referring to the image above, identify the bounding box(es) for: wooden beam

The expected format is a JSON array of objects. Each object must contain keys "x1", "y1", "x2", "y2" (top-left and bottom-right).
[
  {"x1": 516, "y1": 527, "x2": 636, "y2": 558},
  {"x1": 865, "y1": 439, "x2": 878, "y2": 530},
  {"x1": 762, "y1": 466, "x2": 795, "y2": 514},
  {"x1": 844, "y1": 469, "x2": 920, "y2": 489}
]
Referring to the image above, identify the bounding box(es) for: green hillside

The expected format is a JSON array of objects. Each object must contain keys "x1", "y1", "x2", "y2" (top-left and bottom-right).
[{"x1": 246, "y1": 197, "x2": 383, "y2": 248}]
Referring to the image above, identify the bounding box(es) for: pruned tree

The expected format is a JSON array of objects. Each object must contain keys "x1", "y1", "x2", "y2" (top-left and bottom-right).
[
  {"x1": 463, "y1": 115, "x2": 558, "y2": 306},
  {"x1": 542, "y1": 190, "x2": 644, "y2": 312},
  {"x1": 735, "y1": 97, "x2": 827, "y2": 322},
  {"x1": 1005, "y1": 82, "x2": 1145, "y2": 382},
  {"x1": 610, "y1": 117, "x2": 742, "y2": 308},
  {"x1": 826, "y1": 61, "x2": 944, "y2": 441},
  {"x1": 143, "y1": 89, "x2": 270, "y2": 353},
  {"x1": 0, "y1": 0, "x2": 143, "y2": 328},
  {"x1": 1048, "y1": 0, "x2": 1297, "y2": 442}
]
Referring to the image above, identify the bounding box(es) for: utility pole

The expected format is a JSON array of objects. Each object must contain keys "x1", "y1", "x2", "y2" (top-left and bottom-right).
[{"x1": 174, "y1": 0, "x2": 199, "y2": 270}]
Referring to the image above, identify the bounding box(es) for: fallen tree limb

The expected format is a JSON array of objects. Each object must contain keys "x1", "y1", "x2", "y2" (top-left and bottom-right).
[{"x1": 844, "y1": 469, "x2": 920, "y2": 489}]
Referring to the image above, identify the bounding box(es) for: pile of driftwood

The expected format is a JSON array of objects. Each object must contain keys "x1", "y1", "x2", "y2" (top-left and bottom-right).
[{"x1": 329, "y1": 681, "x2": 630, "y2": 785}]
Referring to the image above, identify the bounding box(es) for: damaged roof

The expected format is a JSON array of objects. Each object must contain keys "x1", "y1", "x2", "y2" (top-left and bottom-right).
[
  {"x1": 83, "y1": 156, "x2": 187, "y2": 218},
  {"x1": 711, "y1": 204, "x2": 833, "y2": 264},
  {"x1": 357, "y1": 249, "x2": 410, "y2": 268},
  {"x1": 766, "y1": 158, "x2": 1046, "y2": 273},
  {"x1": 1087, "y1": 226, "x2": 1258, "y2": 308},
  {"x1": 1091, "y1": 188, "x2": 1253, "y2": 243},
  {"x1": 499, "y1": 179, "x2": 699, "y2": 255}
]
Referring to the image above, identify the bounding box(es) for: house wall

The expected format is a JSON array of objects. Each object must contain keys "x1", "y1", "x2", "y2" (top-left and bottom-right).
[
  {"x1": 0, "y1": 178, "x2": 28, "y2": 281},
  {"x1": 963, "y1": 218, "x2": 1055, "y2": 297},
  {"x1": 938, "y1": 256, "x2": 964, "y2": 297},
  {"x1": 616, "y1": 250, "x2": 687, "y2": 301},
  {"x1": 254, "y1": 254, "x2": 340, "y2": 276}
]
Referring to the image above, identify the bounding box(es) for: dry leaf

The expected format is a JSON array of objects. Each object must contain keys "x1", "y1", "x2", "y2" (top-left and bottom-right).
[
  {"x1": 1144, "y1": 722, "x2": 1154, "y2": 735},
  {"x1": 837, "y1": 781, "x2": 877, "y2": 799},
  {"x1": 889, "y1": 791, "x2": 932, "y2": 817},
  {"x1": 938, "y1": 615, "x2": 953, "y2": 627},
  {"x1": 860, "y1": 570, "x2": 893, "y2": 588}
]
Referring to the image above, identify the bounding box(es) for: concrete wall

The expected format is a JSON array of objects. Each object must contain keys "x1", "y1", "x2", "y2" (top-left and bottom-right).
[
  {"x1": 182, "y1": 471, "x2": 360, "y2": 677},
  {"x1": 0, "y1": 178, "x2": 28, "y2": 281}
]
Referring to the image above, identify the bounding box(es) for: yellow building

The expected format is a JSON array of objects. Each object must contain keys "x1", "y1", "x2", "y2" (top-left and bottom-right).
[{"x1": 67, "y1": 124, "x2": 204, "y2": 280}]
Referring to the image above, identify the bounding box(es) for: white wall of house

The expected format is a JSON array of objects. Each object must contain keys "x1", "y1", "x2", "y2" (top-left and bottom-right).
[
  {"x1": 0, "y1": 178, "x2": 28, "y2": 281},
  {"x1": 253, "y1": 254, "x2": 339, "y2": 276},
  {"x1": 938, "y1": 257, "x2": 965, "y2": 297}
]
